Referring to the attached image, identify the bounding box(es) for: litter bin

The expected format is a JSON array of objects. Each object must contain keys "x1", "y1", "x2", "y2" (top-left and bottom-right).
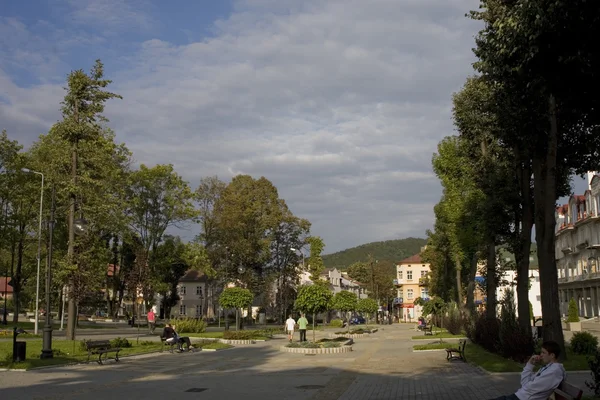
[{"x1": 13, "y1": 341, "x2": 26, "y2": 362}]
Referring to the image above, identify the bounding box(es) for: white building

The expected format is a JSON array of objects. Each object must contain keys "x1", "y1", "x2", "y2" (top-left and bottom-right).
[{"x1": 556, "y1": 171, "x2": 600, "y2": 318}]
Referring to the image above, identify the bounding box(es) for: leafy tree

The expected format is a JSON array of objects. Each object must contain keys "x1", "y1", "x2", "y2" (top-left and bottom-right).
[
  {"x1": 415, "y1": 297, "x2": 447, "y2": 327},
  {"x1": 49, "y1": 59, "x2": 123, "y2": 340},
  {"x1": 295, "y1": 284, "x2": 332, "y2": 342},
  {"x1": 332, "y1": 291, "x2": 358, "y2": 333},
  {"x1": 306, "y1": 236, "x2": 325, "y2": 282},
  {"x1": 356, "y1": 298, "x2": 378, "y2": 326},
  {"x1": 567, "y1": 298, "x2": 580, "y2": 323},
  {"x1": 152, "y1": 235, "x2": 189, "y2": 318},
  {"x1": 219, "y1": 287, "x2": 254, "y2": 331}
]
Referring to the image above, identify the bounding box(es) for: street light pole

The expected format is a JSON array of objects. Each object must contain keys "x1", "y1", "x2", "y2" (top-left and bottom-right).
[
  {"x1": 21, "y1": 168, "x2": 44, "y2": 335},
  {"x1": 41, "y1": 186, "x2": 56, "y2": 359}
]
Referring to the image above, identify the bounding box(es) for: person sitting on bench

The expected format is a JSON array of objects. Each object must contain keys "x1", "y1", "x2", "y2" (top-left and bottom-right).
[
  {"x1": 162, "y1": 323, "x2": 183, "y2": 351},
  {"x1": 172, "y1": 324, "x2": 193, "y2": 352},
  {"x1": 417, "y1": 317, "x2": 426, "y2": 330},
  {"x1": 488, "y1": 340, "x2": 565, "y2": 400}
]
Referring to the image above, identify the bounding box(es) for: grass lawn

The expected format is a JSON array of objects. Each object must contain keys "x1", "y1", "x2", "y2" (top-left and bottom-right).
[
  {"x1": 413, "y1": 342, "x2": 592, "y2": 373},
  {"x1": 193, "y1": 340, "x2": 233, "y2": 350},
  {"x1": 186, "y1": 332, "x2": 224, "y2": 338},
  {"x1": 411, "y1": 332, "x2": 465, "y2": 340},
  {"x1": 0, "y1": 338, "x2": 161, "y2": 370},
  {"x1": 3, "y1": 321, "x2": 115, "y2": 331}
]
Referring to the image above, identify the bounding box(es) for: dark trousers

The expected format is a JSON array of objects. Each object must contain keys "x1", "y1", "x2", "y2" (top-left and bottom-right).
[
  {"x1": 299, "y1": 329, "x2": 307, "y2": 342},
  {"x1": 488, "y1": 394, "x2": 518, "y2": 400},
  {"x1": 178, "y1": 336, "x2": 192, "y2": 350}
]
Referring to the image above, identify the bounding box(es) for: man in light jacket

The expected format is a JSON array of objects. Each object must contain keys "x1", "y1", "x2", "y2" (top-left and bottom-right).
[{"x1": 489, "y1": 340, "x2": 566, "y2": 400}]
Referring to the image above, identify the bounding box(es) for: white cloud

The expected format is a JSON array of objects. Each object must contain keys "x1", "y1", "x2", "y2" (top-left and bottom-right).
[{"x1": 0, "y1": 0, "x2": 482, "y2": 252}]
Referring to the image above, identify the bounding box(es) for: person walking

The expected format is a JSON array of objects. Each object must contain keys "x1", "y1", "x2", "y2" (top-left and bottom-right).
[
  {"x1": 297, "y1": 313, "x2": 309, "y2": 342},
  {"x1": 147, "y1": 308, "x2": 156, "y2": 334},
  {"x1": 285, "y1": 315, "x2": 296, "y2": 342}
]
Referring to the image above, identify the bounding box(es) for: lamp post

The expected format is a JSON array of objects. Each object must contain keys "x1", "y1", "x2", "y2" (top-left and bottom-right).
[
  {"x1": 21, "y1": 168, "x2": 44, "y2": 335},
  {"x1": 290, "y1": 248, "x2": 305, "y2": 269},
  {"x1": 41, "y1": 186, "x2": 55, "y2": 359}
]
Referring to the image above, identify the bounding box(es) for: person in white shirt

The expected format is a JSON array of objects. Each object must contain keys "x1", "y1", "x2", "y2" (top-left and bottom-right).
[
  {"x1": 488, "y1": 341, "x2": 566, "y2": 400},
  {"x1": 285, "y1": 315, "x2": 296, "y2": 342}
]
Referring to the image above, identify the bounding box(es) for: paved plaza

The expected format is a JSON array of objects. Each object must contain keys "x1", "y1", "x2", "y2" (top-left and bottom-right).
[{"x1": 0, "y1": 323, "x2": 594, "y2": 399}]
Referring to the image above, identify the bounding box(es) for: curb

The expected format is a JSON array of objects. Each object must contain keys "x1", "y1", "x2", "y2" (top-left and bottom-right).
[{"x1": 279, "y1": 345, "x2": 353, "y2": 354}]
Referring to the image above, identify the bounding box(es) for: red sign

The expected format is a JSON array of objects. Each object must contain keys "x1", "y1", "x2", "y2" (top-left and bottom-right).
[{"x1": 400, "y1": 304, "x2": 414, "y2": 308}]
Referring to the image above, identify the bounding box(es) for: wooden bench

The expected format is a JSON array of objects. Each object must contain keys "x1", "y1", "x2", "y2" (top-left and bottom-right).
[
  {"x1": 84, "y1": 340, "x2": 121, "y2": 365},
  {"x1": 445, "y1": 339, "x2": 466, "y2": 362},
  {"x1": 423, "y1": 325, "x2": 433, "y2": 335},
  {"x1": 553, "y1": 380, "x2": 583, "y2": 400}
]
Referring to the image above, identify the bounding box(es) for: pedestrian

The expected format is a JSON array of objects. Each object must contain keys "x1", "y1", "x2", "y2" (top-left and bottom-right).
[
  {"x1": 297, "y1": 313, "x2": 309, "y2": 342},
  {"x1": 285, "y1": 314, "x2": 296, "y2": 342},
  {"x1": 487, "y1": 341, "x2": 565, "y2": 400},
  {"x1": 147, "y1": 308, "x2": 156, "y2": 334}
]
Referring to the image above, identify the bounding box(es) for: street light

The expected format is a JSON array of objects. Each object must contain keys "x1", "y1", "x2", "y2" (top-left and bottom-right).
[
  {"x1": 290, "y1": 247, "x2": 305, "y2": 269},
  {"x1": 21, "y1": 168, "x2": 44, "y2": 335}
]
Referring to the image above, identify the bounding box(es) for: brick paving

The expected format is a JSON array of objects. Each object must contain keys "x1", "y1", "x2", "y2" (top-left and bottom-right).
[{"x1": 0, "y1": 323, "x2": 591, "y2": 400}]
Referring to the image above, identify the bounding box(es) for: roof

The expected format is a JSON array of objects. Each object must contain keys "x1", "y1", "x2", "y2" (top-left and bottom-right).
[
  {"x1": 398, "y1": 253, "x2": 423, "y2": 264},
  {"x1": 0, "y1": 277, "x2": 13, "y2": 294},
  {"x1": 179, "y1": 269, "x2": 208, "y2": 283}
]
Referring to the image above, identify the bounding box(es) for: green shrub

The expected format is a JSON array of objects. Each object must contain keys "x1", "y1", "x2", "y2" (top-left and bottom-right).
[
  {"x1": 499, "y1": 288, "x2": 533, "y2": 362},
  {"x1": 468, "y1": 313, "x2": 500, "y2": 353},
  {"x1": 571, "y1": 331, "x2": 599, "y2": 355},
  {"x1": 445, "y1": 302, "x2": 462, "y2": 335},
  {"x1": 322, "y1": 341, "x2": 342, "y2": 348},
  {"x1": 329, "y1": 319, "x2": 344, "y2": 328},
  {"x1": 286, "y1": 341, "x2": 301, "y2": 348},
  {"x1": 300, "y1": 341, "x2": 320, "y2": 348},
  {"x1": 223, "y1": 330, "x2": 259, "y2": 340},
  {"x1": 567, "y1": 298, "x2": 580, "y2": 323},
  {"x1": 172, "y1": 318, "x2": 206, "y2": 333},
  {"x1": 110, "y1": 337, "x2": 132, "y2": 348}
]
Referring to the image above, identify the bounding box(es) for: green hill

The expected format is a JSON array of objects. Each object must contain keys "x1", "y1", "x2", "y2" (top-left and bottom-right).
[{"x1": 322, "y1": 237, "x2": 428, "y2": 269}]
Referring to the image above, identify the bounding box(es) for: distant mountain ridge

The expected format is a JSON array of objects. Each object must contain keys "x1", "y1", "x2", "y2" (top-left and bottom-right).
[{"x1": 322, "y1": 237, "x2": 428, "y2": 270}]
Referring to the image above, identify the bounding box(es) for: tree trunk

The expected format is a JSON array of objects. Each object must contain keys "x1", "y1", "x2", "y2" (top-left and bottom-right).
[
  {"x1": 533, "y1": 94, "x2": 565, "y2": 359},
  {"x1": 486, "y1": 242, "x2": 497, "y2": 320},
  {"x1": 10, "y1": 230, "x2": 18, "y2": 323},
  {"x1": 515, "y1": 161, "x2": 534, "y2": 334},
  {"x1": 466, "y1": 252, "x2": 478, "y2": 315},
  {"x1": 455, "y1": 255, "x2": 463, "y2": 305}
]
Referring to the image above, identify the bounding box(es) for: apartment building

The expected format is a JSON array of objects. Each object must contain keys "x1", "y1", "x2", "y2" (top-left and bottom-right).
[
  {"x1": 319, "y1": 268, "x2": 367, "y2": 298},
  {"x1": 556, "y1": 171, "x2": 600, "y2": 317},
  {"x1": 394, "y1": 253, "x2": 430, "y2": 320},
  {"x1": 173, "y1": 270, "x2": 208, "y2": 319}
]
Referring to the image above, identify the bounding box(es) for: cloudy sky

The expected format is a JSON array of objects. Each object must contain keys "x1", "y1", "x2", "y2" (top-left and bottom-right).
[{"x1": 1, "y1": 0, "x2": 588, "y2": 253}]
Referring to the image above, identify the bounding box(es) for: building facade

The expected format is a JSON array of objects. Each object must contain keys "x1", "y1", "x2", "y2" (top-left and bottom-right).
[
  {"x1": 394, "y1": 253, "x2": 430, "y2": 320},
  {"x1": 173, "y1": 270, "x2": 208, "y2": 319},
  {"x1": 556, "y1": 171, "x2": 600, "y2": 318}
]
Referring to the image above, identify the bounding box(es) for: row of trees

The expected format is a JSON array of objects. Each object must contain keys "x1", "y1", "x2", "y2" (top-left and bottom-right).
[
  {"x1": 0, "y1": 60, "x2": 310, "y2": 339},
  {"x1": 424, "y1": 0, "x2": 600, "y2": 359}
]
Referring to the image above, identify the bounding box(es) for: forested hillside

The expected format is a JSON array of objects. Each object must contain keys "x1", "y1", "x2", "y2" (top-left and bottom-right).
[{"x1": 322, "y1": 237, "x2": 427, "y2": 269}]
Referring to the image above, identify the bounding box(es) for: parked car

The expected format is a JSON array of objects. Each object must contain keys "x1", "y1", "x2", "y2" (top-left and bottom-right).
[{"x1": 350, "y1": 316, "x2": 366, "y2": 325}]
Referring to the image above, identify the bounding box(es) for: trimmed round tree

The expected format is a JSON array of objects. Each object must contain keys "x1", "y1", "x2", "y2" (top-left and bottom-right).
[
  {"x1": 219, "y1": 287, "x2": 254, "y2": 331},
  {"x1": 356, "y1": 297, "x2": 378, "y2": 328},
  {"x1": 332, "y1": 291, "x2": 358, "y2": 333},
  {"x1": 295, "y1": 283, "x2": 333, "y2": 342}
]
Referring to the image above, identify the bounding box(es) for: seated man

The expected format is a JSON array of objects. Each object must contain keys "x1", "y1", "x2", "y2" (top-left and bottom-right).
[
  {"x1": 172, "y1": 324, "x2": 193, "y2": 352},
  {"x1": 162, "y1": 323, "x2": 183, "y2": 351},
  {"x1": 489, "y1": 341, "x2": 565, "y2": 400}
]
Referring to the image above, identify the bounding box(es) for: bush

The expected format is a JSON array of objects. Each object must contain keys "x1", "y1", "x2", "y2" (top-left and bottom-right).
[
  {"x1": 329, "y1": 319, "x2": 344, "y2": 328},
  {"x1": 445, "y1": 302, "x2": 462, "y2": 335},
  {"x1": 172, "y1": 318, "x2": 206, "y2": 333},
  {"x1": 321, "y1": 341, "x2": 342, "y2": 348},
  {"x1": 571, "y1": 331, "x2": 599, "y2": 355},
  {"x1": 499, "y1": 288, "x2": 533, "y2": 362},
  {"x1": 468, "y1": 313, "x2": 500, "y2": 353},
  {"x1": 586, "y1": 350, "x2": 600, "y2": 397},
  {"x1": 110, "y1": 337, "x2": 132, "y2": 348},
  {"x1": 567, "y1": 298, "x2": 580, "y2": 323},
  {"x1": 222, "y1": 330, "x2": 272, "y2": 340}
]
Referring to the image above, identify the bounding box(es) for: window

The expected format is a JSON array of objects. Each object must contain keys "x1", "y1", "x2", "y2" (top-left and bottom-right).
[
  {"x1": 420, "y1": 271, "x2": 427, "y2": 277},
  {"x1": 535, "y1": 276, "x2": 539, "y2": 282},
  {"x1": 407, "y1": 271, "x2": 413, "y2": 280},
  {"x1": 195, "y1": 305, "x2": 202, "y2": 317},
  {"x1": 420, "y1": 288, "x2": 429, "y2": 299},
  {"x1": 179, "y1": 286, "x2": 186, "y2": 295},
  {"x1": 196, "y1": 286, "x2": 203, "y2": 296},
  {"x1": 179, "y1": 304, "x2": 186, "y2": 315},
  {"x1": 398, "y1": 271, "x2": 403, "y2": 280},
  {"x1": 536, "y1": 295, "x2": 541, "y2": 301},
  {"x1": 407, "y1": 289, "x2": 414, "y2": 299}
]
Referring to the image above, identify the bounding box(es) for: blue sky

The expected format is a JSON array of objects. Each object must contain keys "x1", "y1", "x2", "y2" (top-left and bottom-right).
[{"x1": 0, "y1": 0, "x2": 588, "y2": 252}]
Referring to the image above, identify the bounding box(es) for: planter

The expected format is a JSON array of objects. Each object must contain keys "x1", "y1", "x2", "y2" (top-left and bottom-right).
[
  {"x1": 568, "y1": 322, "x2": 582, "y2": 332},
  {"x1": 280, "y1": 345, "x2": 353, "y2": 354}
]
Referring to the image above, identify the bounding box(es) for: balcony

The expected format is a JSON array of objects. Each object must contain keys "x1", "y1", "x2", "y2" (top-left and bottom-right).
[{"x1": 418, "y1": 277, "x2": 429, "y2": 286}]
